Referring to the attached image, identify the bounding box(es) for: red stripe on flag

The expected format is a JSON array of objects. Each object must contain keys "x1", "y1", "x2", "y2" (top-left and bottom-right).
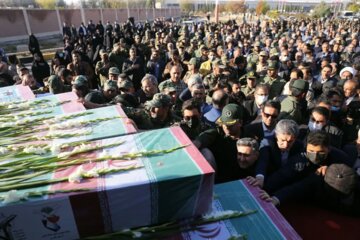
[
  {"x1": 17, "y1": 85, "x2": 35, "y2": 100},
  {"x1": 114, "y1": 105, "x2": 137, "y2": 133},
  {"x1": 69, "y1": 191, "x2": 106, "y2": 238},
  {"x1": 57, "y1": 92, "x2": 86, "y2": 113}
]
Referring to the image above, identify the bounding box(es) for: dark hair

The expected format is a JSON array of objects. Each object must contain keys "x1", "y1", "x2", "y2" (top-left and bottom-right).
[
  {"x1": 316, "y1": 95, "x2": 332, "y2": 106},
  {"x1": 322, "y1": 64, "x2": 333, "y2": 72},
  {"x1": 262, "y1": 100, "x2": 281, "y2": 113},
  {"x1": 307, "y1": 130, "x2": 330, "y2": 147},
  {"x1": 58, "y1": 68, "x2": 73, "y2": 79},
  {"x1": 182, "y1": 99, "x2": 201, "y2": 114},
  {"x1": 290, "y1": 68, "x2": 304, "y2": 79},
  {"x1": 312, "y1": 106, "x2": 330, "y2": 121},
  {"x1": 8, "y1": 54, "x2": 19, "y2": 65},
  {"x1": 326, "y1": 88, "x2": 344, "y2": 100}
]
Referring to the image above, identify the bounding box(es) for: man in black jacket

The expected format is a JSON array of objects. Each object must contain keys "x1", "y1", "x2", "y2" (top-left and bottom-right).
[{"x1": 243, "y1": 100, "x2": 280, "y2": 143}]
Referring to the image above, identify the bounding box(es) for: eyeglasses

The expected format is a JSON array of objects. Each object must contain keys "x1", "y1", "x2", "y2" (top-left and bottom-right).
[{"x1": 263, "y1": 112, "x2": 278, "y2": 119}]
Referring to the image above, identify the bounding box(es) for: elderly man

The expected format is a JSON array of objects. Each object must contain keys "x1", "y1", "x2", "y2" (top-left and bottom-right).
[
  {"x1": 343, "y1": 79, "x2": 359, "y2": 106},
  {"x1": 135, "y1": 74, "x2": 158, "y2": 104},
  {"x1": 247, "y1": 119, "x2": 304, "y2": 188},
  {"x1": 159, "y1": 65, "x2": 186, "y2": 97},
  {"x1": 243, "y1": 84, "x2": 270, "y2": 123}
]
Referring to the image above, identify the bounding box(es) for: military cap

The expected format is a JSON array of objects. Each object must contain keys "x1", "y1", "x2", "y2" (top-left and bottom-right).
[
  {"x1": 212, "y1": 58, "x2": 225, "y2": 69},
  {"x1": 109, "y1": 67, "x2": 120, "y2": 75},
  {"x1": 73, "y1": 75, "x2": 88, "y2": 87},
  {"x1": 259, "y1": 51, "x2": 269, "y2": 57},
  {"x1": 48, "y1": 75, "x2": 63, "y2": 94},
  {"x1": 104, "y1": 80, "x2": 118, "y2": 91},
  {"x1": 270, "y1": 48, "x2": 279, "y2": 57},
  {"x1": 112, "y1": 93, "x2": 139, "y2": 108},
  {"x1": 254, "y1": 41, "x2": 261, "y2": 47},
  {"x1": 99, "y1": 49, "x2": 108, "y2": 56},
  {"x1": 246, "y1": 71, "x2": 257, "y2": 79},
  {"x1": 187, "y1": 57, "x2": 198, "y2": 66},
  {"x1": 216, "y1": 104, "x2": 244, "y2": 126},
  {"x1": 267, "y1": 61, "x2": 278, "y2": 70},
  {"x1": 158, "y1": 81, "x2": 176, "y2": 93},
  {"x1": 118, "y1": 80, "x2": 134, "y2": 90},
  {"x1": 145, "y1": 93, "x2": 172, "y2": 108},
  {"x1": 290, "y1": 79, "x2": 309, "y2": 92}
]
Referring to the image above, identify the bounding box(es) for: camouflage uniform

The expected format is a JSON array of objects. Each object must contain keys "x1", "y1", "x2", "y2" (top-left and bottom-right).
[{"x1": 123, "y1": 93, "x2": 180, "y2": 130}]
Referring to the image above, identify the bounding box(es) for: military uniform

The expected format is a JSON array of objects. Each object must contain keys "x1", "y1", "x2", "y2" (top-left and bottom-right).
[
  {"x1": 123, "y1": 93, "x2": 180, "y2": 130},
  {"x1": 279, "y1": 80, "x2": 309, "y2": 124}
]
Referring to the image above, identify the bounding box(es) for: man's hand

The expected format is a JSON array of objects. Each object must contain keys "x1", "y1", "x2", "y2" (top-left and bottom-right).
[
  {"x1": 316, "y1": 166, "x2": 327, "y2": 176},
  {"x1": 259, "y1": 190, "x2": 280, "y2": 206},
  {"x1": 246, "y1": 175, "x2": 264, "y2": 188}
]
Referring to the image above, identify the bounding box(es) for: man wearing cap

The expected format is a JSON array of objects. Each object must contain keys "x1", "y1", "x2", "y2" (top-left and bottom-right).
[
  {"x1": 247, "y1": 41, "x2": 261, "y2": 64},
  {"x1": 72, "y1": 75, "x2": 90, "y2": 99},
  {"x1": 279, "y1": 79, "x2": 309, "y2": 124},
  {"x1": 241, "y1": 71, "x2": 258, "y2": 100},
  {"x1": 84, "y1": 80, "x2": 118, "y2": 106},
  {"x1": 203, "y1": 59, "x2": 226, "y2": 91},
  {"x1": 183, "y1": 58, "x2": 200, "y2": 84},
  {"x1": 118, "y1": 79, "x2": 135, "y2": 95},
  {"x1": 194, "y1": 103, "x2": 245, "y2": 183},
  {"x1": 107, "y1": 67, "x2": 120, "y2": 82},
  {"x1": 95, "y1": 50, "x2": 116, "y2": 87},
  {"x1": 260, "y1": 61, "x2": 286, "y2": 99},
  {"x1": 123, "y1": 93, "x2": 179, "y2": 130},
  {"x1": 256, "y1": 51, "x2": 269, "y2": 78},
  {"x1": 47, "y1": 75, "x2": 69, "y2": 94}
]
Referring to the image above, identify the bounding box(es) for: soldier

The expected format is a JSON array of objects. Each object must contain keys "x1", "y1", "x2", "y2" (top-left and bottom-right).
[
  {"x1": 261, "y1": 61, "x2": 286, "y2": 99},
  {"x1": 159, "y1": 65, "x2": 187, "y2": 97},
  {"x1": 84, "y1": 79, "x2": 118, "y2": 105},
  {"x1": 256, "y1": 51, "x2": 269, "y2": 78},
  {"x1": 109, "y1": 43, "x2": 128, "y2": 73},
  {"x1": 183, "y1": 57, "x2": 200, "y2": 84},
  {"x1": 241, "y1": 71, "x2": 258, "y2": 100},
  {"x1": 279, "y1": 79, "x2": 309, "y2": 124},
  {"x1": 123, "y1": 93, "x2": 179, "y2": 130},
  {"x1": 247, "y1": 41, "x2": 261, "y2": 64},
  {"x1": 203, "y1": 59, "x2": 226, "y2": 91},
  {"x1": 95, "y1": 49, "x2": 116, "y2": 87}
]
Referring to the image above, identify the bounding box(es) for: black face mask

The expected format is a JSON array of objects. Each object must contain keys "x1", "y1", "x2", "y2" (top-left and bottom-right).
[{"x1": 184, "y1": 117, "x2": 200, "y2": 129}]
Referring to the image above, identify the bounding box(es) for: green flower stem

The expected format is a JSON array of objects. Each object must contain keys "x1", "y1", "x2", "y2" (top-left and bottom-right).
[{"x1": 83, "y1": 210, "x2": 256, "y2": 240}]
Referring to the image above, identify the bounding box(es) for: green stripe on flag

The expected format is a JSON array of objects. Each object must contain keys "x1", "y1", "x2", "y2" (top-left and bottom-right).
[{"x1": 137, "y1": 128, "x2": 203, "y2": 223}]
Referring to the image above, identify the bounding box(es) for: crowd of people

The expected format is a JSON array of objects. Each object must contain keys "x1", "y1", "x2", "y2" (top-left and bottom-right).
[{"x1": 0, "y1": 15, "x2": 360, "y2": 216}]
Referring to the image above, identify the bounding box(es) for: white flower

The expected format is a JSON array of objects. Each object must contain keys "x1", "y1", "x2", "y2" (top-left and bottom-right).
[
  {"x1": 23, "y1": 146, "x2": 47, "y2": 155},
  {"x1": 2, "y1": 190, "x2": 28, "y2": 204},
  {"x1": 68, "y1": 166, "x2": 85, "y2": 183},
  {"x1": 0, "y1": 147, "x2": 9, "y2": 155},
  {"x1": 99, "y1": 150, "x2": 111, "y2": 159},
  {"x1": 84, "y1": 168, "x2": 99, "y2": 178},
  {"x1": 202, "y1": 210, "x2": 235, "y2": 220},
  {"x1": 51, "y1": 120, "x2": 84, "y2": 130},
  {"x1": 132, "y1": 231, "x2": 142, "y2": 238},
  {"x1": 57, "y1": 151, "x2": 71, "y2": 159},
  {"x1": 50, "y1": 143, "x2": 61, "y2": 155},
  {"x1": 72, "y1": 143, "x2": 91, "y2": 153},
  {"x1": 0, "y1": 122, "x2": 16, "y2": 128}
]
